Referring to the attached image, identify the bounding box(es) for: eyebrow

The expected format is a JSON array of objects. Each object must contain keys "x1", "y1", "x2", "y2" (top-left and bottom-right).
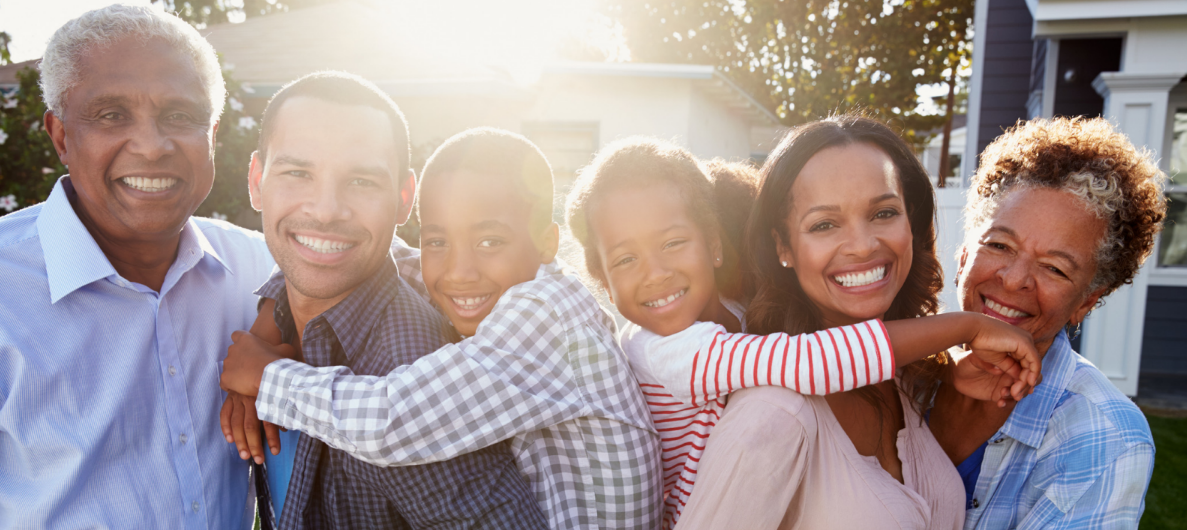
[
  {"x1": 986, "y1": 226, "x2": 1082, "y2": 271},
  {"x1": 350, "y1": 165, "x2": 392, "y2": 180},
  {"x1": 798, "y1": 192, "x2": 901, "y2": 220},
  {"x1": 473, "y1": 219, "x2": 513, "y2": 232},
  {"x1": 270, "y1": 155, "x2": 314, "y2": 168}
]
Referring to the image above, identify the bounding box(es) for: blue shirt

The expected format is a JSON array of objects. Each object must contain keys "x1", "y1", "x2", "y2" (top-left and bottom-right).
[
  {"x1": 964, "y1": 331, "x2": 1155, "y2": 529},
  {"x1": 0, "y1": 178, "x2": 275, "y2": 530},
  {"x1": 264, "y1": 429, "x2": 300, "y2": 518}
]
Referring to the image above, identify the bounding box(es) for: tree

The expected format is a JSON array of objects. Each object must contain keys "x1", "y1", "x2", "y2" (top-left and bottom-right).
[
  {"x1": 606, "y1": 0, "x2": 973, "y2": 145},
  {"x1": 0, "y1": 34, "x2": 66, "y2": 213},
  {"x1": 153, "y1": 0, "x2": 331, "y2": 27}
]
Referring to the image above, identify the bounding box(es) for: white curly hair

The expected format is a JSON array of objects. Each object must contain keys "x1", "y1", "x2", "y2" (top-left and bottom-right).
[{"x1": 39, "y1": 4, "x2": 225, "y2": 117}]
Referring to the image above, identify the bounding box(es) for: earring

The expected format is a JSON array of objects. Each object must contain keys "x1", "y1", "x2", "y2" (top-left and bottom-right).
[
  {"x1": 1071, "y1": 322, "x2": 1082, "y2": 340},
  {"x1": 781, "y1": 261, "x2": 788, "y2": 268}
]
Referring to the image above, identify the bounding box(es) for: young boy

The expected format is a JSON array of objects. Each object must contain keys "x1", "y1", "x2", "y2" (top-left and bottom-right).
[{"x1": 222, "y1": 128, "x2": 662, "y2": 529}]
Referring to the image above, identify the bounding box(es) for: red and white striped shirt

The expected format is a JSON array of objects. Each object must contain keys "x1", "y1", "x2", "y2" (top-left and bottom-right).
[{"x1": 619, "y1": 318, "x2": 895, "y2": 529}]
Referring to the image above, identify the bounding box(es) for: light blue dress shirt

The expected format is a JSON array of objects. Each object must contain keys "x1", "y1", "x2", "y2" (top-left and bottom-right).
[
  {"x1": 964, "y1": 330, "x2": 1155, "y2": 529},
  {"x1": 0, "y1": 177, "x2": 275, "y2": 530}
]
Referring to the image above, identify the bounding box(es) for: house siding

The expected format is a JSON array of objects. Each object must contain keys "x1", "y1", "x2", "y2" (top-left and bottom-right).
[
  {"x1": 1140, "y1": 286, "x2": 1187, "y2": 375},
  {"x1": 975, "y1": 0, "x2": 1034, "y2": 158}
]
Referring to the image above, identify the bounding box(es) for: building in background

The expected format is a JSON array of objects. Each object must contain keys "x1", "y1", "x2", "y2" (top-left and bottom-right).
[
  {"x1": 200, "y1": 0, "x2": 780, "y2": 190},
  {"x1": 964, "y1": 0, "x2": 1187, "y2": 399}
]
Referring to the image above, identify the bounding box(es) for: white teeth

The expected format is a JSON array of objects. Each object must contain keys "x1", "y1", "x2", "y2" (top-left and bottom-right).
[
  {"x1": 832, "y1": 266, "x2": 886, "y2": 288},
  {"x1": 643, "y1": 288, "x2": 688, "y2": 308},
  {"x1": 451, "y1": 295, "x2": 491, "y2": 309},
  {"x1": 294, "y1": 234, "x2": 355, "y2": 254},
  {"x1": 121, "y1": 176, "x2": 178, "y2": 192},
  {"x1": 984, "y1": 297, "x2": 1031, "y2": 319}
]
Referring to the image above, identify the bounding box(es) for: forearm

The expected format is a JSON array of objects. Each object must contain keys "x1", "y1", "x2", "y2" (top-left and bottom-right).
[
  {"x1": 884, "y1": 312, "x2": 979, "y2": 367},
  {"x1": 255, "y1": 350, "x2": 582, "y2": 466},
  {"x1": 648, "y1": 320, "x2": 894, "y2": 406}
]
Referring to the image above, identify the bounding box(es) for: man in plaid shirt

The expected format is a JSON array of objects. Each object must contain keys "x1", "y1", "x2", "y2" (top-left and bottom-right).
[
  {"x1": 219, "y1": 73, "x2": 546, "y2": 529},
  {"x1": 224, "y1": 129, "x2": 662, "y2": 528}
]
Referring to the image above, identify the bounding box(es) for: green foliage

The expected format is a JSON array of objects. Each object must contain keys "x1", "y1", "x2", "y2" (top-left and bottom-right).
[
  {"x1": 195, "y1": 64, "x2": 261, "y2": 227},
  {"x1": 1142, "y1": 412, "x2": 1187, "y2": 529},
  {"x1": 153, "y1": 0, "x2": 331, "y2": 27},
  {"x1": 0, "y1": 67, "x2": 67, "y2": 213},
  {"x1": 606, "y1": 0, "x2": 973, "y2": 144}
]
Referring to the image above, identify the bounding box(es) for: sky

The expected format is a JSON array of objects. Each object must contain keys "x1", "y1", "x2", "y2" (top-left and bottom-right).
[{"x1": 1, "y1": 0, "x2": 153, "y2": 63}]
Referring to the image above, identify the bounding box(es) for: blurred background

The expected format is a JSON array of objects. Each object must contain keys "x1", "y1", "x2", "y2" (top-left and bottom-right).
[{"x1": 1, "y1": 1, "x2": 1185, "y2": 526}]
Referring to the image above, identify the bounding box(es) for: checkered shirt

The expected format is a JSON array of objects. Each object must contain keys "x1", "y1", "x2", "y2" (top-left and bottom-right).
[
  {"x1": 256, "y1": 238, "x2": 662, "y2": 529},
  {"x1": 255, "y1": 257, "x2": 546, "y2": 530},
  {"x1": 961, "y1": 331, "x2": 1155, "y2": 530}
]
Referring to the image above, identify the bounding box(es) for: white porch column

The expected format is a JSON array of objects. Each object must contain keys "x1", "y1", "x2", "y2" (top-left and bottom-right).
[{"x1": 1083, "y1": 71, "x2": 1184, "y2": 396}]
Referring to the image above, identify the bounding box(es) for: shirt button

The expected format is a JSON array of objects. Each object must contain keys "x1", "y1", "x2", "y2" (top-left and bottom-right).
[
  {"x1": 192, "y1": 501, "x2": 200, "y2": 513},
  {"x1": 179, "y1": 433, "x2": 187, "y2": 444},
  {"x1": 168, "y1": 365, "x2": 177, "y2": 376},
  {"x1": 972, "y1": 499, "x2": 980, "y2": 508}
]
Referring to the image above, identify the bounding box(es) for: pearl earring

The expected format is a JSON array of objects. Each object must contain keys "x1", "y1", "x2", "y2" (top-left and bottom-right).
[{"x1": 781, "y1": 261, "x2": 788, "y2": 268}]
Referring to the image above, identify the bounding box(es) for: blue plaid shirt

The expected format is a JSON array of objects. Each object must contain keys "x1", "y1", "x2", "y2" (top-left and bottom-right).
[
  {"x1": 256, "y1": 257, "x2": 546, "y2": 530},
  {"x1": 964, "y1": 331, "x2": 1154, "y2": 530}
]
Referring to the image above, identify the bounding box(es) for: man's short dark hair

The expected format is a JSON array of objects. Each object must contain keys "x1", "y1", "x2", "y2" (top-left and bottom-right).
[
  {"x1": 419, "y1": 127, "x2": 555, "y2": 234},
  {"x1": 257, "y1": 71, "x2": 411, "y2": 174}
]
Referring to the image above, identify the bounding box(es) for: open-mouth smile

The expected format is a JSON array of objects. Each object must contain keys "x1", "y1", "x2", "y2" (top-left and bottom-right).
[
  {"x1": 832, "y1": 265, "x2": 887, "y2": 288},
  {"x1": 294, "y1": 234, "x2": 356, "y2": 254},
  {"x1": 643, "y1": 288, "x2": 688, "y2": 308},
  {"x1": 119, "y1": 176, "x2": 178, "y2": 193},
  {"x1": 982, "y1": 295, "x2": 1032, "y2": 319}
]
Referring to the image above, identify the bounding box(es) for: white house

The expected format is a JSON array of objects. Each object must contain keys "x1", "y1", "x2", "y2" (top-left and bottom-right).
[{"x1": 964, "y1": 0, "x2": 1187, "y2": 397}]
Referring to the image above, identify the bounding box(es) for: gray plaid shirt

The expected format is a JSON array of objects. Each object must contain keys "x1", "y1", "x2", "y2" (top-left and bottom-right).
[
  {"x1": 257, "y1": 238, "x2": 662, "y2": 529},
  {"x1": 255, "y1": 257, "x2": 546, "y2": 530}
]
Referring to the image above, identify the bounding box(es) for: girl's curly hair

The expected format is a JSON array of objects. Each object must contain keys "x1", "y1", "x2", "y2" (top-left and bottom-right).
[{"x1": 965, "y1": 117, "x2": 1168, "y2": 297}]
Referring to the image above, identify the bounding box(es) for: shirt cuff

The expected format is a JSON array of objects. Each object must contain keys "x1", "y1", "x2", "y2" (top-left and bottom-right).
[{"x1": 256, "y1": 358, "x2": 315, "y2": 430}]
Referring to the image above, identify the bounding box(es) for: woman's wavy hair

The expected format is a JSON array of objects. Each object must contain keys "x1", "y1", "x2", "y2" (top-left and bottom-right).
[{"x1": 744, "y1": 115, "x2": 945, "y2": 414}]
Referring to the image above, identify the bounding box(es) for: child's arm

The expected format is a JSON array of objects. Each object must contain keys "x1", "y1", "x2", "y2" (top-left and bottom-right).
[
  {"x1": 643, "y1": 312, "x2": 1038, "y2": 408},
  {"x1": 224, "y1": 293, "x2": 592, "y2": 468}
]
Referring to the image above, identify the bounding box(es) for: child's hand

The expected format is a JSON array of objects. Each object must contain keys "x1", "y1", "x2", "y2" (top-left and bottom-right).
[
  {"x1": 219, "y1": 390, "x2": 285, "y2": 464},
  {"x1": 959, "y1": 313, "x2": 1043, "y2": 404},
  {"x1": 949, "y1": 349, "x2": 1032, "y2": 407},
  {"x1": 220, "y1": 330, "x2": 296, "y2": 397}
]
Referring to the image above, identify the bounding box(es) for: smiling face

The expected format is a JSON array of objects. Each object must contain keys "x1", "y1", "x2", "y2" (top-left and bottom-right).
[
  {"x1": 589, "y1": 181, "x2": 723, "y2": 336},
  {"x1": 46, "y1": 37, "x2": 217, "y2": 242},
  {"x1": 248, "y1": 96, "x2": 412, "y2": 304},
  {"x1": 958, "y1": 187, "x2": 1106, "y2": 354},
  {"x1": 775, "y1": 142, "x2": 913, "y2": 328},
  {"x1": 418, "y1": 170, "x2": 556, "y2": 336}
]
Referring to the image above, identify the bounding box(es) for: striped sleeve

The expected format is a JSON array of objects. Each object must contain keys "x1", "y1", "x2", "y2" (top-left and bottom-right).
[{"x1": 645, "y1": 320, "x2": 894, "y2": 407}]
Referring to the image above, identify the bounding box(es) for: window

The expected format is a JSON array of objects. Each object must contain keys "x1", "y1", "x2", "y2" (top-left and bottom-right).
[{"x1": 1158, "y1": 108, "x2": 1187, "y2": 268}]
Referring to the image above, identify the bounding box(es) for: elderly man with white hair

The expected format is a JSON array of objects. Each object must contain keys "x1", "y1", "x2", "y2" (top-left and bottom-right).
[{"x1": 0, "y1": 5, "x2": 272, "y2": 529}]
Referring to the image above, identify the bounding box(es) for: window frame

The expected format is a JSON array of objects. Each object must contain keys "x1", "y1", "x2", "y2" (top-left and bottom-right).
[{"x1": 1150, "y1": 85, "x2": 1187, "y2": 286}]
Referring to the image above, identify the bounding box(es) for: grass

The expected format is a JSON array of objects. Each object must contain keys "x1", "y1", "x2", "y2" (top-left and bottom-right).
[{"x1": 1141, "y1": 409, "x2": 1187, "y2": 529}]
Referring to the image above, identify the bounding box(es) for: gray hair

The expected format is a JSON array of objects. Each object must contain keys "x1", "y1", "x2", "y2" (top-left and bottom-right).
[
  {"x1": 39, "y1": 4, "x2": 225, "y2": 117},
  {"x1": 963, "y1": 170, "x2": 1127, "y2": 294}
]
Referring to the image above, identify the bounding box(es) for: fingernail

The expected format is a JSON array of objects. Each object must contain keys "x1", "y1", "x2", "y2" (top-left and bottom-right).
[
  {"x1": 255, "y1": 456, "x2": 263, "y2": 464},
  {"x1": 225, "y1": 435, "x2": 233, "y2": 443},
  {"x1": 240, "y1": 450, "x2": 248, "y2": 460}
]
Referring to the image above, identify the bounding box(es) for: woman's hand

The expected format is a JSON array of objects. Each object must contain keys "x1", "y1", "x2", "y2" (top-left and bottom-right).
[{"x1": 963, "y1": 313, "x2": 1042, "y2": 397}]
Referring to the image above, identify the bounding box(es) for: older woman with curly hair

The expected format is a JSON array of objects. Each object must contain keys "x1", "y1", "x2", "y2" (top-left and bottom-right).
[{"x1": 927, "y1": 117, "x2": 1166, "y2": 530}]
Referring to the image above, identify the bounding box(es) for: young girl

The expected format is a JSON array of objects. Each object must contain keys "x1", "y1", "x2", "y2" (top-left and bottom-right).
[{"x1": 565, "y1": 135, "x2": 1039, "y2": 529}]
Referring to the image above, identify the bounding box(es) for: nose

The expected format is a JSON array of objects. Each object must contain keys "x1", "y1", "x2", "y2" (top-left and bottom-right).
[
  {"x1": 839, "y1": 222, "x2": 879, "y2": 259},
  {"x1": 996, "y1": 255, "x2": 1035, "y2": 292},
  {"x1": 125, "y1": 118, "x2": 176, "y2": 162},
  {"x1": 442, "y1": 246, "x2": 482, "y2": 286},
  {"x1": 642, "y1": 254, "x2": 675, "y2": 287},
  {"x1": 302, "y1": 180, "x2": 352, "y2": 225}
]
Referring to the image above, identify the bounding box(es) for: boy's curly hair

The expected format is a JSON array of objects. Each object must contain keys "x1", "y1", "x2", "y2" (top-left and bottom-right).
[{"x1": 965, "y1": 117, "x2": 1168, "y2": 296}]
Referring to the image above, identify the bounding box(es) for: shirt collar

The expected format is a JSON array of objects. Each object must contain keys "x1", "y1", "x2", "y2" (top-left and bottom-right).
[
  {"x1": 37, "y1": 177, "x2": 232, "y2": 303},
  {"x1": 38, "y1": 177, "x2": 118, "y2": 304},
  {"x1": 257, "y1": 254, "x2": 402, "y2": 360},
  {"x1": 999, "y1": 329, "x2": 1078, "y2": 448}
]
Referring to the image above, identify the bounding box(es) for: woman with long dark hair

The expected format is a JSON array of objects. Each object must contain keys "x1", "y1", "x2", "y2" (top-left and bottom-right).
[{"x1": 680, "y1": 115, "x2": 964, "y2": 529}]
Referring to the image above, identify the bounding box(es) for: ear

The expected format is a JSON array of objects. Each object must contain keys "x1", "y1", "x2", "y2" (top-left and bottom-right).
[
  {"x1": 538, "y1": 222, "x2": 560, "y2": 264},
  {"x1": 955, "y1": 245, "x2": 969, "y2": 285},
  {"x1": 395, "y1": 169, "x2": 417, "y2": 225},
  {"x1": 710, "y1": 231, "x2": 724, "y2": 270},
  {"x1": 44, "y1": 110, "x2": 69, "y2": 166},
  {"x1": 1069, "y1": 287, "x2": 1107, "y2": 327},
  {"x1": 772, "y1": 228, "x2": 794, "y2": 269},
  {"x1": 247, "y1": 151, "x2": 265, "y2": 212}
]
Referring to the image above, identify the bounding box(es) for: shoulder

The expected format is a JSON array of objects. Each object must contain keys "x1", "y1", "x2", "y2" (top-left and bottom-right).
[
  {"x1": 0, "y1": 203, "x2": 44, "y2": 253},
  {"x1": 193, "y1": 217, "x2": 268, "y2": 254},
  {"x1": 1051, "y1": 358, "x2": 1153, "y2": 448}
]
